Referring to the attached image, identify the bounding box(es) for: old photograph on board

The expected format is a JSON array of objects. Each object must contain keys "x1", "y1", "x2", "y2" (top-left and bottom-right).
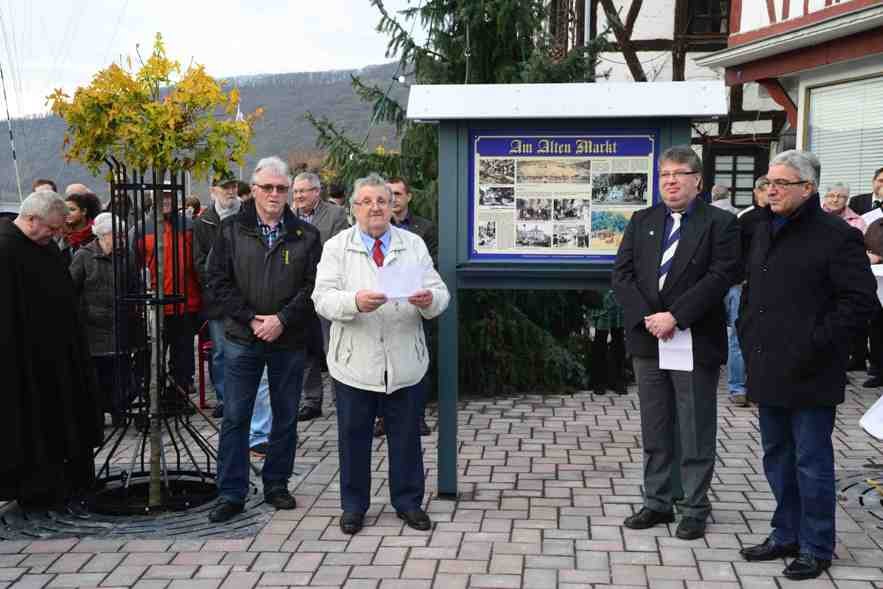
[
  {"x1": 516, "y1": 198, "x2": 552, "y2": 221},
  {"x1": 479, "y1": 185, "x2": 515, "y2": 209},
  {"x1": 553, "y1": 224, "x2": 589, "y2": 249},
  {"x1": 476, "y1": 220, "x2": 497, "y2": 248},
  {"x1": 517, "y1": 158, "x2": 591, "y2": 185},
  {"x1": 591, "y1": 173, "x2": 649, "y2": 205},
  {"x1": 554, "y1": 198, "x2": 589, "y2": 222},
  {"x1": 478, "y1": 159, "x2": 516, "y2": 185},
  {"x1": 516, "y1": 223, "x2": 552, "y2": 248},
  {"x1": 591, "y1": 209, "x2": 633, "y2": 250}
]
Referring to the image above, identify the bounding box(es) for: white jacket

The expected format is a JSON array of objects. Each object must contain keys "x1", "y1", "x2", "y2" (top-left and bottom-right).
[{"x1": 312, "y1": 225, "x2": 450, "y2": 393}]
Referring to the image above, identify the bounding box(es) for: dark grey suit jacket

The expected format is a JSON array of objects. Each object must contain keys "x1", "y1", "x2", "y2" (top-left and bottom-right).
[
  {"x1": 612, "y1": 198, "x2": 741, "y2": 366},
  {"x1": 299, "y1": 199, "x2": 350, "y2": 245}
]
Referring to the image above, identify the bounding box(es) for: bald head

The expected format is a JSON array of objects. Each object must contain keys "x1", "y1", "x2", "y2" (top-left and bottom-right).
[{"x1": 65, "y1": 183, "x2": 92, "y2": 196}]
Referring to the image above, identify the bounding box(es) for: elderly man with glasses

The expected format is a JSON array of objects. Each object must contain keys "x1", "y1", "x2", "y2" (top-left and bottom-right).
[
  {"x1": 291, "y1": 172, "x2": 350, "y2": 422},
  {"x1": 312, "y1": 173, "x2": 450, "y2": 536},
  {"x1": 206, "y1": 156, "x2": 322, "y2": 523},
  {"x1": 737, "y1": 150, "x2": 877, "y2": 580}
]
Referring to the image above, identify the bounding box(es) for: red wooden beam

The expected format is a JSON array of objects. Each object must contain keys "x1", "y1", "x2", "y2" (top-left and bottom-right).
[
  {"x1": 757, "y1": 78, "x2": 798, "y2": 128},
  {"x1": 725, "y1": 26, "x2": 883, "y2": 85}
]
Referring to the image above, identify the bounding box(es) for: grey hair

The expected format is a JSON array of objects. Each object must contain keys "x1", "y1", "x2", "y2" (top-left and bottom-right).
[
  {"x1": 825, "y1": 181, "x2": 850, "y2": 196},
  {"x1": 658, "y1": 145, "x2": 702, "y2": 173},
  {"x1": 293, "y1": 172, "x2": 321, "y2": 190},
  {"x1": 770, "y1": 149, "x2": 820, "y2": 186},
  {"x1": 710, "y1": 184, "x2": 730, "y2": 201},
  {"x1": 250, "y1": 156, "x2": 290, "y2": 184},
  {"x1": 754, "y1": 176, "x2": 770, "y2": 190},
  {"x1": 18, "y1": 191, "x2": 68, "y2": 220},
  {"x1": 351, "y1": 173, "x2": 392, "y2": 205},
  {"x1": 92, "y1": 212, "x2": 114, "y2": 236}
]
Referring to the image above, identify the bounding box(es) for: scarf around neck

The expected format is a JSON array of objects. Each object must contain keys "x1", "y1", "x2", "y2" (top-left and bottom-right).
[{"x1": 215, "y1": 197, "x2": 242, "y2": 221}]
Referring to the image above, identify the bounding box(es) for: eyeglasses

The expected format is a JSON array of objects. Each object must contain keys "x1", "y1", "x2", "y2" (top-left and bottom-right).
[
  {"x1": 768, "y1": 179, "x2": 809, "y2": 189},
  {"x1": 254, "y1": 184, "x2": 290, "y2": 193},
  {"x1": 659, "y1": 171, "x2": 699, "y2": 180},
  {"x1": 353, "y1": 199, "x2": 391, "y2": 208},
  {"x1": 292, "y1": 187, "x2": 319, "y2": 195}
]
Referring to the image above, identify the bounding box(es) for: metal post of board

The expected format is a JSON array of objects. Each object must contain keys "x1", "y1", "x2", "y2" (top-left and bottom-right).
[{"x1": 436, "y1": 121, "x2": 459, "y2": 499}]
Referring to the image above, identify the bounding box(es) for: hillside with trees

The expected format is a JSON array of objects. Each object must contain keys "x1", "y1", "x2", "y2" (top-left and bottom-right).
[{"x1": 0, "y1": 62, "x2": 403, "y2": 203}]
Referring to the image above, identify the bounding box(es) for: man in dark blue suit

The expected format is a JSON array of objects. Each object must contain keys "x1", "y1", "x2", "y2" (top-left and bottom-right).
[{"x1": 612, "y1": 145, "x2": 740, "y2": 540}]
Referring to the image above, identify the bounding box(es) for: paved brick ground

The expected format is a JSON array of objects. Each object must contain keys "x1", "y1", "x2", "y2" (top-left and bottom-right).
[{"x1": 4, "y1": 372, "x2": 883, "y2": 588}]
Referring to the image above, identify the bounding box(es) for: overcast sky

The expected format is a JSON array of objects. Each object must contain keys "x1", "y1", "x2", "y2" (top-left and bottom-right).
[{"x1": 0, "y1": 0, "x2": 420, "y2": 117}]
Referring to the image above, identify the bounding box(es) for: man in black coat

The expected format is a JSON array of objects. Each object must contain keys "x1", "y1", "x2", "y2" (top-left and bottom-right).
[
  {"x1": 612, "y1": 146, "x2": 741, "y2": 541},
  {"x1": 845, "y1": 166, "x2": 883, "y2": 215},
  {"x1": 0, "y1": 191, "x2": 103, "y2": 514},
  {"x1": 206, "y1": 156, "x2": 322, "y2": 523},
  {"x1": 193, "y1": 174, "x2": 242, "y2": 418},
  {"x1": 847, "y1": 167, "x2": 883, "y2": 383},
  {"x1": 737, "y1": 150, "x2": 877, "y2": 580}
]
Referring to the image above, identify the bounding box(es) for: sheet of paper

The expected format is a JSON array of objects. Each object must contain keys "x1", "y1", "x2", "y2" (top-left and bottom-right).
[
  {"x1": 377, "y1": 263, "x2": 425, "y2": 300},
  {"x1": 872, "y1": 265, "x2": 883, "y2": 306},
  {"x1": 860, "y1": 393, "x2": 883, "y2": 440},
  {"x1": 862, "y1": 207, "x2": 883, "y2": 225},
  {"x1": 658, "y1": 328, "x2": 694, "y2": 372}
]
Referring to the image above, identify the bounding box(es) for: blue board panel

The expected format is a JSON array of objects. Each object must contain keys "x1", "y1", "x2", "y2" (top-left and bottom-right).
[{"x1": 467, "y1": 129, "x2": 660, "y2": 262}]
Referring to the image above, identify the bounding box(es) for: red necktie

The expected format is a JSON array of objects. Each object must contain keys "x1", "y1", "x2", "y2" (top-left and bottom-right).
[{"x1": 372, "y1": 238, "x2": 384, "y2": 267}]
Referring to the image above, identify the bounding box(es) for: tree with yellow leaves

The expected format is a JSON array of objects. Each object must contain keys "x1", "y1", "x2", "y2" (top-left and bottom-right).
[{"x1": 49, "y1": 33, "x2": 260, "y2": 179}]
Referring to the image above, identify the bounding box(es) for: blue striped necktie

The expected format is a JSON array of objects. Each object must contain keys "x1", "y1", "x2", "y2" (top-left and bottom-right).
[{"x1": 658, "y1": 212, "x2": 682, "y2": 291}]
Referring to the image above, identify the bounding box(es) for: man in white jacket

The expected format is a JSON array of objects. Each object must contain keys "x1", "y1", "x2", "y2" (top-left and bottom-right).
[{"x1": 312, "y1": 173, "x2": 450, "y2": 535}]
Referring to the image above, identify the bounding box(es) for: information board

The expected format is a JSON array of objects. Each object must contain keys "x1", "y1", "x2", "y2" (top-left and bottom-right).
[{"x1": 469, "y1": 132, "x2": 658, "y2": 260}]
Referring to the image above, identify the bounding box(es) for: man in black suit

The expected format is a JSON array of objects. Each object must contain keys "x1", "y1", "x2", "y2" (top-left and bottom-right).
[
  {"x1": 847, "y1": 167, "x2": 883, "y2": 384},
  {"x1": 846, "y1": 166, "x2": 883, "y2": 215},
  {"x1": 612, "y1": 145, "x2": 740, "y2": 540}
]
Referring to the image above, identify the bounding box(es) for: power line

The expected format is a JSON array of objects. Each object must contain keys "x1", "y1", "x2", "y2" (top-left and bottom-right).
[{"x1": 0, "y1": 60, "x2": 23, "y2": 201}]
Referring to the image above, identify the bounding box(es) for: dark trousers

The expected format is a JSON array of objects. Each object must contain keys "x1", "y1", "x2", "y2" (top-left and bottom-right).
[
  {"x1": 590, "y1": 328, "x2": 626, "y2": 389},
  {"x1": 93, "y1": 354, "x2": 133, "y2": 415},
  {"x1": 870, "y1": 307, "x2": 883, "y2": 372},
  {"x1": 759, "y1": 405, "x2": 836, "y2": 560},
  {"x1": 163, "y1": 312, "x2": 197, "y2": 389},
  {"x1": 335, "y1": 379, "x2": 425, "y2": 514},
  {"x1": 217, "y1": 340, "x2": 305, "y2": 504},
  {"x1": 632, "y1": 357, "x2": 718, "y2": 520}
]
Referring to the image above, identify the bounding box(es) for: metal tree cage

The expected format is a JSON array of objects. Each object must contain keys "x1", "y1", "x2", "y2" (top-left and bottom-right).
[{"x1": 91, "y1": 160, "x2": 218, "y2": 514}]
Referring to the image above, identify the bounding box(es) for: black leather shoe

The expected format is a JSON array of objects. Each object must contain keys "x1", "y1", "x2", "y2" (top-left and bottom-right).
[
  {"x1": 675, "y1": 517, "x2": 706, "y2": 540},
  {"x1": 298, "y1": 405, "x2": 322, "y2": 421},
  {"x1": 863, "y1": 376, "x2": 883, "y2": 388},
  {"x1": 373, "y1": 417, "x2": 385, "y2": 438},
  {"x1": 739, "y1": 537, "x2": 800, "y2": 561},
  {"x1": 613, "y1": 382, "x2": 628, "y2": 395},
  {"x1": 593, "y1": 387, "x2": 606, "y2": 396},
  {"x1": 783, "y1": 553, "x2": 831, "y2": 580},
  {"x1": 397, "y1": 508, "x2": 432, "y2": 531},
  {"x1": 211, "y1": 403, "x2": 224, "y2": 418},
  {"x1": 340, "y1": 512, "x2": 364, "y2": 535},
  {"x1": 264, "y1": 488, "x2": 296, "y2": 510},
  {"x1": 623, "y1": 507, "x2": 675, "y2": 530},
  {"x1": 208, "y1": 500, "x2": 244, "y2": 523},
  {"x1": 419, "y1": 417, "x2": 431, "y2": 436},
  {"x1": 250, "y1": 442, "x2": 268, "y2": 456}
]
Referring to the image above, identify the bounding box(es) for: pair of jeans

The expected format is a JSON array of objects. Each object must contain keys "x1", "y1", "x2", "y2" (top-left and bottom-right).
[
  {"x1": 207, "y1": 320, "x2": 227, "y2": 403},
  {"x1": 216, "y1": 339, "x2": 304, "y2": 504},
  {"x1": 724, "y1": 285, "x2": 746, "y2": 395},
  {"x1": 759, "y1": 405, "x2": 836, "y2": 560},
  {"x1": 335, "y1": 379, "x2": 425, "y2": 514},
  {"x1": 249, "y1": 369, "x2": 271, "y2": 448}
]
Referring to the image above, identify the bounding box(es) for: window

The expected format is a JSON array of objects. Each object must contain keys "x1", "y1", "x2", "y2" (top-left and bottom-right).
[
  {"x1": 703, "y1": 145, "x2": 769, "y2": 208},
  {"x1": 807, "y1": 76, "x2": 883, "y2": 195},
  {"x1": 686, "y1": 0, "x2": 729, "y2": 34}
]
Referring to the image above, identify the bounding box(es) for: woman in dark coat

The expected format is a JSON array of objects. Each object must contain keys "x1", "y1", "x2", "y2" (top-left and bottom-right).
[{"x1": 70, "y1": 212, "x2": 140, "y2": 425}]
